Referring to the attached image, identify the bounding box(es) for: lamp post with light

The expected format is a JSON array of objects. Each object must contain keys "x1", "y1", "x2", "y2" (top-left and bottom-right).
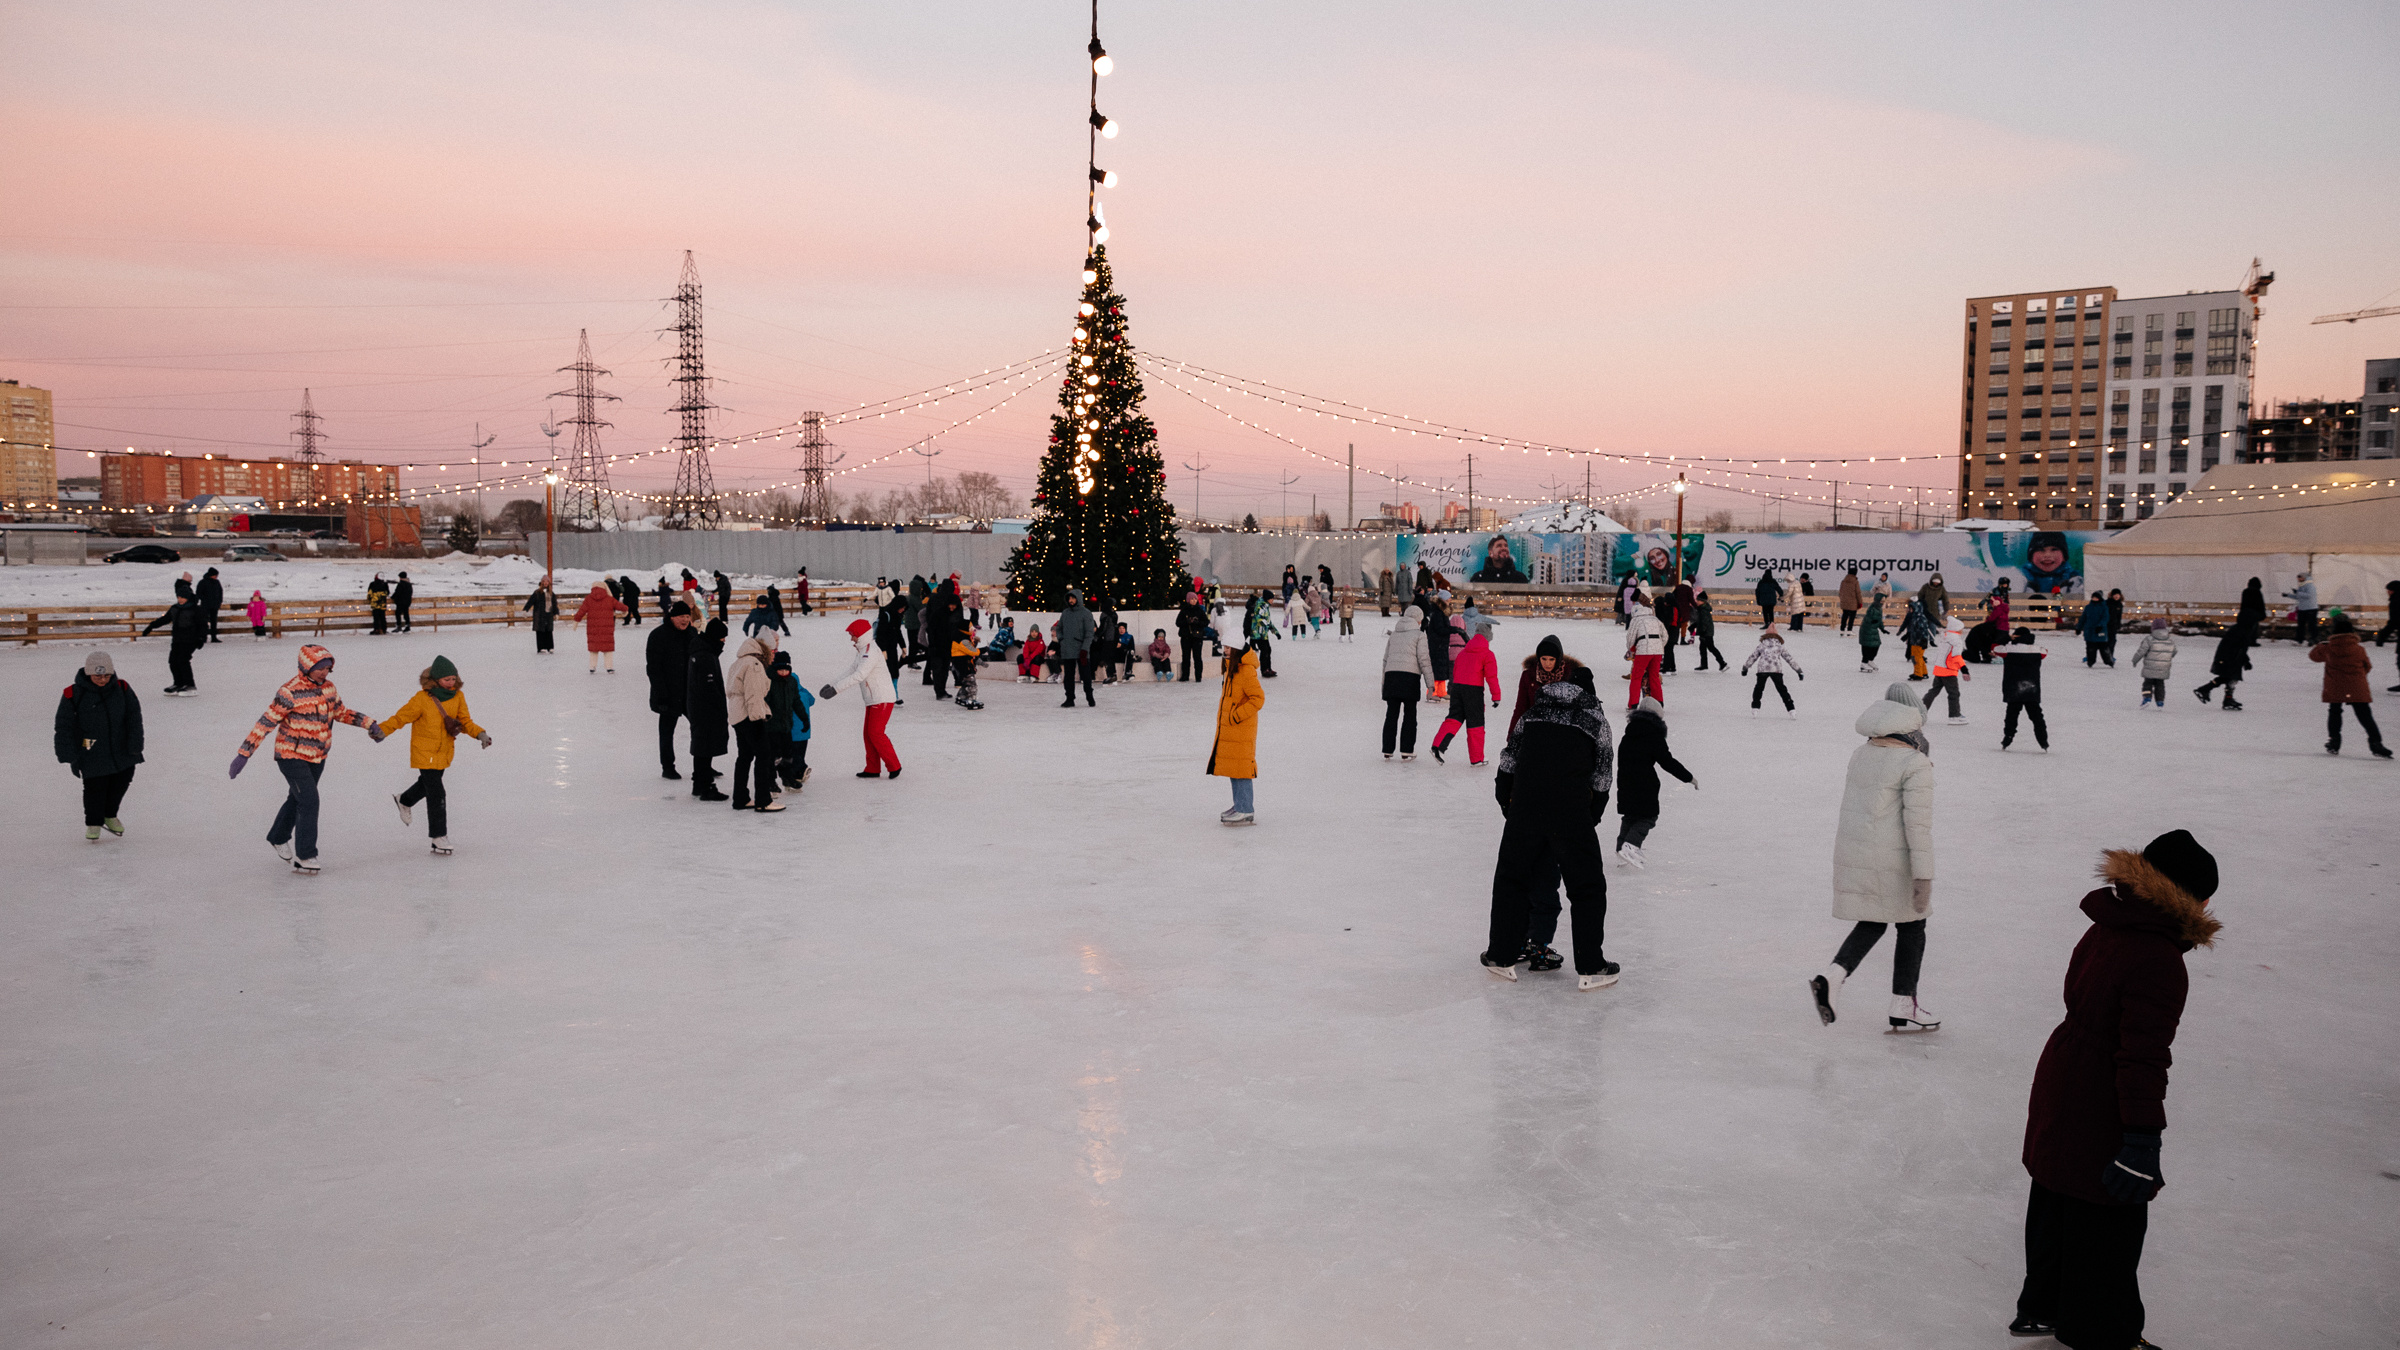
[
  {"x1": 1671, "y1": 473, "x2": 1689, "y2": 586},
  {"x1": 543, "y1": 469, "x2": 560, "y2": 591}
]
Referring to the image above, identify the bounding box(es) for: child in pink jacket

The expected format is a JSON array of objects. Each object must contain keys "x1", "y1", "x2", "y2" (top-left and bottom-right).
[
  {"x1": 246, "y1": 591, "x2": 268, "y2": 639},
  {"x1": 1432, "y1": 623, "x2": 1505, "y2": 764}
]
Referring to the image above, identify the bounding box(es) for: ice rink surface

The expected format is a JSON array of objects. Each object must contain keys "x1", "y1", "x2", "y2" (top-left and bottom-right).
[{"x1": 4, "y1": 608, "x2": 2394, "y2": 1347}]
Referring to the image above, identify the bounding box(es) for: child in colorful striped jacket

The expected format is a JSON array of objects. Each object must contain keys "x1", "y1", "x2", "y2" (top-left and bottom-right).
[{"x1": 230, "y1": 643, "x2": 383, "y2": 873}]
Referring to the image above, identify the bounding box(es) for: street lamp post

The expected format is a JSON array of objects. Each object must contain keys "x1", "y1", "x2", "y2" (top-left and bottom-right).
[
  {"x1": 1671, "y1": 473, "x2": 1689, "y2": 587},
  {"x1": 543, "y1": 470, "x2": 560, "y2": 591}
]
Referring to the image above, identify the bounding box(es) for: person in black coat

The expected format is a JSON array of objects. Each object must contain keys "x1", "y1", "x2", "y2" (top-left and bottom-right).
[
  {"x1": 165, "y1": 598, "x2": 209, "y2": 693},
  {"x1": 2235, "y1": 577, "x2": 2267, "y2": 631},
  {"x1": 391, "y1": 571, "x2": 414, "y2": 632},
  {"x1": 2013, "y1": 832, "x2": 2220, "y2": 1348},
  {"x1": 647, "y1": 602, "x2": 696, "y2": 779},
  {"x1": 195, "y1": 567, "x2": 225, "y2": 642},
  {"x1": 144, "y1": 573, "x2": 197, "y2": 636},
  {"x1": 619, "y1": 575, "x2": 642, "y2": 627},
  {"x1": 925, "y1": 582, "x2": 962, "y2": 697},
  {"x1": 684, "y1": 618, "x2": 729, "y2": 799},
  {"x1": 1754, "y1": 570, "x2": 1782, "y2": 629},
  {"x1": 1999, "y1": 627, "x2": 2051, "y2": 749},
  {"x1": 1175, "y1": 589, "x2": 1210, "y2": 681},
  {"x1": 1613, "y1": 695, "x2": 1693, "y2": 864},
  {"x1": 2192, "y1": 619, "x2": 2256, "y2": 710},
  {"x1": 713, "y1": 571, "x2": 733, "y2": 624},
  {"x1": 523, "y1": 581, "x2": 560, "y2": 652},
  {"x1": 55, "y1": 649, "x2": 144, "y2": 838},
  {"x1": 1484, "y1": 655, "x2": 1618, "y2": 987},
  {"x1": 761, "y1": 585, "x2": 788, "y2": 636}
]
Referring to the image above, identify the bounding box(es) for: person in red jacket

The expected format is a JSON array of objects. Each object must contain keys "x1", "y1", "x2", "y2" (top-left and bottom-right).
[
  {"x1": 570, "y1": 583, "x2": 621, "y2": 673},
  {"x1": 1431, "y1": 623, "x2": 1504, "y2": 765},
  {"x1": 2013, "y1": 830, "x2": 2221, "y2": 1348}
]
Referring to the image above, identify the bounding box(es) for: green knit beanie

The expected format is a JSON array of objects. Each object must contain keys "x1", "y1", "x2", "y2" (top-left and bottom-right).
[{"x1": 429, "y1": 655, "x2": 458, "y2": 680}]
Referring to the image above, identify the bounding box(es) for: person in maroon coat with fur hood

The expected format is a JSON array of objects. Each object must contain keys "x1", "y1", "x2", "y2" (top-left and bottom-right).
[{"x1": 2012, "y1": 830, "x2": 2221, "y2": 1349}]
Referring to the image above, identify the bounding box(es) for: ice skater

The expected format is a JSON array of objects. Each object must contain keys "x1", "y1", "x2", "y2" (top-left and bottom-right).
[
  {"x1": 2192, "y1": 618, "x2": 2256, "y2": 710},
  {"x1": 1207, "y1": 628, "x2": 1264, "y2": 824},
  {"x1": 1690, "y1": 588, "x2": 1727, "y2": 671},
  {"x1": 2012, "y1": 831, "x2": 2220, "y2": 1347},
  {"x1": 1809, "y1": 684, "x2": 1937, "y2": 1031},
  {"x1": 1922, "y1": 615, "x2": 1972, "y2": 724},
  {"x1": 770, "y1": 649, "x2": 813, "y2": 790},
  {"x1": 571, "y1": 582, "x2": 622, "y2": 673},
  {"x1": 822, "y1": 617, "x2": 903, "y2": 779},
  {"x1": 647, "y1": 602, "x2": 695, "y2": 779},
  {"x1": 1624, "y1": 595, "x2": 1666, "y2": 709},
  {"x1": 1740, "y1": 628, "x2": 1802, "y2": 717},
  {"x1": 1432, "y1": 622, "x2": 1503, "y2": 764},
  {"x1": 685, "y1": 619, "x2": 730, "y2": 800},
  {"x1": 1381, "y1": 605, "x2": 1434, "y2": 760},
  {"x1": 1613, "y1": 695, "x2": 1693, "y2": 868},
  {"x1": 378, "y1": 655, "x2": 491, "y2": 854},
  {"x1": 524, "y1": 581, "x2": 558, "y2": 653},
  {"x1": 1857, "y1": 592, "x2": 1885, "y2": 672},
  {"x1": 55, "y1": 649, "x2": 143, "y2": 842},
  {"x1": 2129, "y1": 618, "x2": 2178, "y2": 708},
  {"x1": 2312, "y1": 613, "x2": 2390, "y2": 757},
  {"x1": 2077, "y1": 592, "x2": 2114, "y2": 667},
  {"x1": 230, "y1": 644, "x2": 386, "y2": 875},
  {"x1": 1999, "y1": 628, "x2": 2050, "y2": 751},
  {"x1": 1481, "y1": 646, "x2": 1617, "y2": 989},
  {"x1": 247, "y1": 590, "x2": 269, "y2": 640}
]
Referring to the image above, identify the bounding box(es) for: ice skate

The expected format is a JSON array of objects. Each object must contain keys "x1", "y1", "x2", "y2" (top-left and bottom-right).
[
  {"x1": 1810, "y1": 966, "x2": 1843, "y2": 1024},
  {"x1": 2326, "y1": 740, "x2": 2340, "y2": 755},
  {"x1": 2221, "y1": 698, "x2": 2244, "y2": 710},
  {"x1": 1400, "y1": 753, "x2": 1415, "y2": 761},
  {"x1": 1578, "y1": 963, "x2": 1621, "y2": 991},
  {"x1": 1481, "y1": 954, "x2": 1519, "y2": 981},
  {"x1": 1523, "y1": 943, "x2": 1563, "y2": 973},
  {"x1": 428, "y1": 838, "x2": 453, "y2": 855},
  {"x1": 290, "y1": 856, "x2": 321, "y2": 875},
  {"x1": 85, "y1": 825, "x2": 102, "y2": 842},
  {"x1": 273, "y1": 839, "x2": 295, "y2": 863},
  {"x1": 1430, "y1": 741, "x2": 1446, "y2": 763},
  {"x1": 1946, "y1": 716, "x2": 1969, "y2": 725},
  {"x1": 2008, "y1": 1317, "x2": 2058, "y2": 1338},
  {"x1": 1219, "y1": 809, "x2": 1255, "y2": 826},
  {"x1": 1886, "y1": 995, "x2": 1939, "y2": 1032},
  {"x1": 1858, "y1": 663, "x2": 1874, "y2": 672},
  {"x1": 1787, "y1": 708, "x2": 1798, "y2": 720},
  {"x1": 1617, "y1": 843, "x2": 1645, "y2": 869},
  {"x1": 754, "y1": 801, "x2": 787, "y2": 813},
  {"x1": 2193, "y1": 685, "x2": 2212, "y2": 704},
  {"x1": 393, "y1": 793, "x2": 412, "y2": 826},
  {"x1": 1748, "y1": 707, "x2": 1758, "y2": 718},
  {"x1": 660, "y1": 766, "x2": 682, "y2": 780}
]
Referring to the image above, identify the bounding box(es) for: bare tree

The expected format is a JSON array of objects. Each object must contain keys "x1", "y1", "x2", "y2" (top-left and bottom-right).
[{"x1": 492, "y1": 498, "x2": 547, "y2": 537}]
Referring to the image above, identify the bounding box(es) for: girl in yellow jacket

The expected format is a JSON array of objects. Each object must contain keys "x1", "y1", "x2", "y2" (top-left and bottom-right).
[
  {"x1": 1207, "y1": 630, "x2": 1265, "y2": 825},
  {"x1": 379, "y1": 654, "x2": 489, "y2": 855}
]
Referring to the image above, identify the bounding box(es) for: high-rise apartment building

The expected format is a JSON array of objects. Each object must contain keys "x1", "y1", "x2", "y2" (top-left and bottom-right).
[
  {"x1": 1957, "y1": 287, "x2": 2114, "y2": 523},
  {"x1": 2357, "y1": 358, "x2": 2396, "y2": 459},
  {"x1": 0, "y1": 380, "x2": 58, "y2": 507},
  {"x1": 2099, "y1": 291, "x2": 2249, "y2": 523},
  {"x1": 99, "y1": 450, "x2": 399, "y2": 511}
]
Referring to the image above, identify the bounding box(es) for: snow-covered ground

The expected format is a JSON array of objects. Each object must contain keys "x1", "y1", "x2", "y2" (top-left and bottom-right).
[
  {"x1": 0, "y1": 557, "x2": 843, "y2": 608},
  {"x1": 3, "y1": 613, "x2": 2392, "y2": 1348}
]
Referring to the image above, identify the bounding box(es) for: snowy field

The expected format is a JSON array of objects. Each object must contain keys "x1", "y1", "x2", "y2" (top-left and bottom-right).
[
  {"x1": 3, "y1": 612, "x2": 2394, "y2": 1348},
  {"x1": 0, "y1": 557, "x2": 833, "y2": 608}
]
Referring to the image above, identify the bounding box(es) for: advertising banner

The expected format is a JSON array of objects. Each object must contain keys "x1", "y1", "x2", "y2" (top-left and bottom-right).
[{"x1": 1397, "y1": 530, "x2": 2105, "y2": 598}]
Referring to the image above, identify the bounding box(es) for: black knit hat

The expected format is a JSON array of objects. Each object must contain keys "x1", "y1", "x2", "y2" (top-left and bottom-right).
[
  {"x1": 1536, "y1": 634, "x2": 1564, "y2": 659},
  {"x1": 2142, "y1": 829, "x2": 2219, "y2": 902}
]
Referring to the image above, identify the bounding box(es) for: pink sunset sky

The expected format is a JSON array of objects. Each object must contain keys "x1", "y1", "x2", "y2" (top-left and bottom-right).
[{"x1": 6, "y1": 0, "x2": 2396, "y2": 526}]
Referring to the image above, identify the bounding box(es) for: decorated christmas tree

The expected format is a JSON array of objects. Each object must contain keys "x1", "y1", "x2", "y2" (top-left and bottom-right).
[{"x1": 1004, "y1": 246, "x2": 1187, "y2": 610}]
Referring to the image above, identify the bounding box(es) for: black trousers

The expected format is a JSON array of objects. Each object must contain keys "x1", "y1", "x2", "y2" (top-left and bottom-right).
[
  {"x1": 1840, "y1": 608, "x2": 1857, "y2": 633},
  {"x1": 1058, "y1": 653, "x2": 1093, "y2": 703},
  {"x1": 370, "y1": 607, "x2": 388, "y2": 634},
  {"x1": 204, "y1": 603, "x2": 222, "y2": 641},
  {"x1": 2018, "y1": 1181, "x2": 2148, "y2": 1350},
  {"x1": 929, "y1": 649, "x2": 952, "y2": 699},
  {"x1": 2004, "y1": 696, "x2": 2049, "y2": 747},
  {"x1": 1661, "y1": 625, "x2": 1678, "y2": 673},
  {"x1": 268, "y1": 757, "x2": 325, "y2": 860},
  {"x1": 779, "y1": 737, "x2": 810, "y2": 787},
  {"x1": 1614, "y1": 815, "x2": 1655, "y2": 851},
  {"x1": 2328, "y1": 702, "x2": 2386, "y2": 752},
  {"x1": 1696, "y1": 630, "x2": 1726, "y2": 669},
  {"x1": 732, "y1": 721, "x2": 776, "y2": 807},
  {"x1": 534, "y1": 621, "x2": 554, "y2": 652},
  {"x1": 1758, "y1": 602, "x2": 1776, "y2": 628},
  {"x1": 1179, "y1": 636, "x2": 1204, "y2": 680},
  {"x1": 1832, "y1": 918, "x2": 1924, "y2": 996},
  {"x1": 394, "y1": 600, "x2": 412, "y2": 632},
  {"x1": 657, "y1": 710, "x2": 683, "y2": 769},
  {"x1": 82, "y1": 766, "x2": 135, "y2": 826},
  {"x1": 1750, "y1": 672, "x2": 1792, "y2": 709},
  {"x1": 168, "y1": 641, "x2": 199, "y2": 690},
  {"x1": 2295, "y1": 609, "x2": 2319, "y2": 645},
  {"x1": 1381, "y1": 671, "x2": 1421, "y2": 753},
  {"x1": 1486, "y1": 813, "x2": 1610, "y2": 975},
  {"x1": 1255, "y1": 635, "x2": 1275, "y2": 677},
  {"x1": 398, "y1": 767, "x2": 447, "y2": 838},
  {"x1": 1922, "y1": 673, "x2": 1962, "y2": 717}
]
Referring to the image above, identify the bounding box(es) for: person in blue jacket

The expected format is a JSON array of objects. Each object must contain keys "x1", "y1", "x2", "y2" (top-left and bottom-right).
[
  {"x1": 770, "y1": 648, "x2": 814, "y2": 789},
  {"x1": 982, "y1": 617, "x2": 1018, "y2": 661},
  {"x1": 2077, "y1": 591, "x2": 2115, "y2": 667}
]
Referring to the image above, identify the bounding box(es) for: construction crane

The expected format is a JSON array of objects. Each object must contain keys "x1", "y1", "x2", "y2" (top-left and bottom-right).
[{"x1": 2312, "y1": 305, "x2": 2400, "y2": 325}]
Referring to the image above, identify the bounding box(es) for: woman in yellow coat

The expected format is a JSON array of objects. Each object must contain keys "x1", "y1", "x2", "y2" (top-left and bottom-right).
[
  {"x1": 1207, "y1": 629, "x2": 1264, "y2": 825},
  {"x1": 378, "y1": 654, "x2": 489, "y2": 856}
]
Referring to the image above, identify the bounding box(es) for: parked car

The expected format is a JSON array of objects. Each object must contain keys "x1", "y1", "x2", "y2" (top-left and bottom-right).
[
  {"x1": 307, "y1": 529, "x2": 344, "y2": 540},
  {"x1": 223, "y1": 543, "x2": 284, "y2": 562},
  {"x1": 104, "y1": 544, "x2": 182, "y2": 564}
]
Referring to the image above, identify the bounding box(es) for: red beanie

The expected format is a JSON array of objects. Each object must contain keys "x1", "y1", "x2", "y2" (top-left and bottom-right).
[{"x1": 846, "y1": 618, "x2": 872, "y2": 638}]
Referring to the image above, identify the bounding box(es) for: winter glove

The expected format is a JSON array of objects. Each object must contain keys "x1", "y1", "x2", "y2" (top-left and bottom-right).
[
  {"x1": 228, "y1": 754, "x2": 248, "y2": 780},
  {"x1": 1492, "y1": 771, "x2": 1512, "y2": 816},
  {"x1": 70, "y1": 764, "x2": 82, "y2": 778},
  {"x1": 367, "y1": 724, "x2": 387, "y2": 743},
  {"x1": 819, "y1": 684, "x2": 839, "y2": 699},
  {"x1": 477, "y1": 733, "x2": 493, "y2": 749},
  {"x1": 1910, "y1": 877, "x2": 1933, "y2": 913},
  {"x1": 1797, "y1": 670, "x2": 1805, "y2": 681},
  {"x1": 2102, "y1": 1131, "x2": 2163, "y2": 1203},
  {"x1": 1688, "y1": 777, "x2": 1701, "y2": 790}
]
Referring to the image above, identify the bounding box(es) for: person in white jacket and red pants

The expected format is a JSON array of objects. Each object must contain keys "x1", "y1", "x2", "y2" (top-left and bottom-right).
[{"x1": 820, "y1": 618, "x2": 901, "y2": 779}]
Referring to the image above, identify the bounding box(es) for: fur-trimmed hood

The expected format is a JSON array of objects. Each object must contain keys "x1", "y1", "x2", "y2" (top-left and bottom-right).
[
  {"x1": 1520, "y1": 652, "x2": 1588, "y2": 674},
  {"x1": 2092, "y1": 849, "x2": 2221, "y2": 948}
]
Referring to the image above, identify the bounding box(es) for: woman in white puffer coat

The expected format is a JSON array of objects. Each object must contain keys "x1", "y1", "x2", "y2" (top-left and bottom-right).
[{"x1": 1810, "y1": 684, "x2": 1939, "y2": 1033}]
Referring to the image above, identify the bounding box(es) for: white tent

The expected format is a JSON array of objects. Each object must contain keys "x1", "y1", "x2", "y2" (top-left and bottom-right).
[
  {"x1": 1502, "y1": 502, "x2": 1630, "y2": 534},
  {"x1": 2082, "y1": 462, "x2": 2400, "y2": 606}
]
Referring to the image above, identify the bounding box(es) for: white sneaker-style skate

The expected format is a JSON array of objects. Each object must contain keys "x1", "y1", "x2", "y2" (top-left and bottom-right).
[
  {"x1": 290, "y1": 856, "x2": 321, "y2": 875},
  {"x1": 1787, "y1": 708, "x2": 1798, "y2": 720},
  {"x1": 1482, "y1": 956, "x2": 1520, "y2": 982},
  {"x1": 1219, "y1": 809, "x2": 1255, "y2": 826},
  {"x1": 273, "y1": 839, "x2": 295, "y2": 863},
  {"x1": 1810, "y1": 965, "x2": 1845, "y2": 1024},
  {"x1": 428, "y1": 838, "x2": 453, "y2": 855},
  {"x1": 1578, "y1": 963, "x2": 1621, "y2": 991},
  {"x1": 1400, "y1": 753, "x2": 1415, "y2": 761},
  {"x1": 1886, "y1": 995, "x2": 1940, "y2": 1033},
  {"x1": 1617, "y1": 843, "x2": 1645, "y2": 869},
  {"x1": 393, "y1": 793, "x2": 412, "y2": 826},
  {"x1": 1946, "y1": 716, "x2": 1969, "y2": 726}
]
